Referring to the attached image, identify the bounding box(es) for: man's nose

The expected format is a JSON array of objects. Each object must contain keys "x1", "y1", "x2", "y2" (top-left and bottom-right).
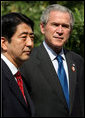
[
  {"x1": 56, "y1": 25, "x2": 63, "y2": 35},
  {"x1": 26, "y1": 38, "x2": 33, "y2": 47}
]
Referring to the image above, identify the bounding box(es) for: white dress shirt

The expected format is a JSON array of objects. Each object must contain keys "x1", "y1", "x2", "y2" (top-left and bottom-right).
[{"x1": 43, "y1": 41, "x2": 69, "y2": 89}]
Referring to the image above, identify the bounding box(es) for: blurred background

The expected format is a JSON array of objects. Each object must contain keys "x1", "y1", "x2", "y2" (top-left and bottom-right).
[{"x1": 1, "y1": 1, "x2": 84, "y2": 57}]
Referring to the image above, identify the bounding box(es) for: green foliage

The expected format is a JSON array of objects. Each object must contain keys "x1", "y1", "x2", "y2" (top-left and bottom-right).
[
  {"x1": 65, "y1": 6, "x2": 84, "y2": 57},
  {"x1": 1, "y1": 1, "x2": 84, "y2": 57}
]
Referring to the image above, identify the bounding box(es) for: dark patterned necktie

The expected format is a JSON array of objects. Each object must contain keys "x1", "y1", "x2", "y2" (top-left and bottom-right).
[
  {"x1": 57, "y1": 55, "x2": 69, "y2": 109},
  {"x1": 15, "y1": 71, "x2": 27, "y2": 104}
]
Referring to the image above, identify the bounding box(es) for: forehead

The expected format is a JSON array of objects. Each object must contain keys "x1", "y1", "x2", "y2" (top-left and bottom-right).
[
  {"x1": 16, "y1": 23, "x2": 33, "y2": 33},
  {"x1": 48, "y1": 11, "x2": 71, "y2": 23}
]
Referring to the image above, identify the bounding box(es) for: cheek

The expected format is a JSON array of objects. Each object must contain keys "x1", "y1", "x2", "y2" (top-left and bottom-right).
[
  {"x1": 13, "y1": 43, "x2": 24, "y2": 55},
  {"x1": 15, "y1": 44, "x2": 23, "y2": 51},
  {"x1": 64, "y1": 31, "x2": 70, "y2": 38},
  {"x1": 46, "y1": 26, "x2": 54, "y2": 32},
  {"x1": 45, "y1": 28, "x2": 53, "y2": 37}
]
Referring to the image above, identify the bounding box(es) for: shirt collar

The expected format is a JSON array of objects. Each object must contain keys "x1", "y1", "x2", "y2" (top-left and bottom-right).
[
  {"x1": 43, "y1": 41, "x2": 66, "y2": 61},
  {"x1": 1, "y1": 54, "x2": 18, "y2": 75}
]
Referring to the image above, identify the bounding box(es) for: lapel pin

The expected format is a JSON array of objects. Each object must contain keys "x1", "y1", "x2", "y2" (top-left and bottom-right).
[{"x1": 71, "y1": 64, "x2": 76, "y2": 72}]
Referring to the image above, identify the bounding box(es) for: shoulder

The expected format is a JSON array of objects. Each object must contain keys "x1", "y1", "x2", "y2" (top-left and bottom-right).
[
  {"x1": 1, "y1": 59, "x2": 9, "y2": 73},
  {"x1": 1, "y1": 59, "x2": 14, "y2": 80},
  {"x1": 31, "y1": 43, "x2": 44, "y2": 56},
  {"x1": 64, "y1": 49, "x2": 84, "y2": 64},
  {"x1": 25, "y1": 43, "x2": 45, "y2": 63}
]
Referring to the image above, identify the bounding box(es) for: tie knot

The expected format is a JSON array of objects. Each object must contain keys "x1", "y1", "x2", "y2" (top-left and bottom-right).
[
  {"x1": 57, "y1": 55, "x2": 63, "y2": 63},
  {"x1": 15, "y1": 71, "x2": 22, "y2": 80}
]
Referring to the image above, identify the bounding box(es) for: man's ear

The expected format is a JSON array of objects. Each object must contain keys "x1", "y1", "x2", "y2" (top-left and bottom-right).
[
  {"x1": 40, "y1": 23, "x2": 45, "y2": 34},
  {"x1": 1, "y1": 37, "x2": 8, "y2": 51}
]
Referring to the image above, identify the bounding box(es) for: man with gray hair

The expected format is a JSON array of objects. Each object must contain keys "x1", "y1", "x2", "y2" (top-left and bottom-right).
[{"x1": 20, "y1": 4, "x2": 84, "y2": 117}]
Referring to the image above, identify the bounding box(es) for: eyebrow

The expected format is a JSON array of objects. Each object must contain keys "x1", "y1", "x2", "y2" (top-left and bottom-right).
[
  {"x1": 52, "y1": 22, "x2": 70, "y2": 26},
  {"x1": 18, "y1": 32, "x2": 34, "y2": 36}
]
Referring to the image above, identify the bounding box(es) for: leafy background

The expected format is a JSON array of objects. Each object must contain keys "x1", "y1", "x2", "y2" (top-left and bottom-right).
[{"x1": 1, "y1": 1, "x2": 84, "y2": 57}]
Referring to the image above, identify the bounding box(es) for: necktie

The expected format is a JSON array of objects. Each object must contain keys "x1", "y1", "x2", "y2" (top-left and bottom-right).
[
  {"x1": 57, "y1": 55, "x2": 69, "y2": 109},
  {"x1": 15, "y1": 71, "x2": 27, "y2": 104}
]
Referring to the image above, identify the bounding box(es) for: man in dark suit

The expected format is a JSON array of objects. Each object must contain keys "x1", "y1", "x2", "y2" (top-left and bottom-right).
[
  {"x1": 1, "y1": 13, "x2": 35, "y2": 117},
  {"x1": 20, "y1": 4, "x2": 84, "y2": 117}
]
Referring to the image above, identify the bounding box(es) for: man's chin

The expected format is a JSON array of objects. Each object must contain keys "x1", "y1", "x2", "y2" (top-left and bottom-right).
[{"x1": 22, "y1": 56, "x2": 30, "y2": 61}]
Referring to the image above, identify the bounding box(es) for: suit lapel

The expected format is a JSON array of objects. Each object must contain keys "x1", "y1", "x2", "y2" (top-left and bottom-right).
[
  {"x1": 65, "y1": 50, "x2": 77, "y2": 113},
  {"x1": 23, "y1": 82, "x2": 35, "y2": 117},
  {"x1": 9, "y1": 76, "x2": 27, "y2": 108},
  {"x1": 2, "y1": 59, "x2": 27, "y2": 108}
]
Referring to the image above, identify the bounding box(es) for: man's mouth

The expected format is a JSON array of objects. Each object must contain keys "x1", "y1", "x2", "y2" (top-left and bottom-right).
[
  {"x1": 24, "y1": 51, "x2": 31, "y2": 55},
  {"x1": 53, "y1": 36, "x2": 64, "y2": 40}
]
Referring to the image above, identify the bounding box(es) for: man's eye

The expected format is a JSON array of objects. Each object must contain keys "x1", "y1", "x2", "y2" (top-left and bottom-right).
[
  {"x1": 52, "y1": 23, "x2": 59, "y2": 27},
  {"x1": 21, "y1": 36, "x2": 27, "y2": 38},
  {"x1": 62, "y1": 25, "x2": 69, "y2": 28}
]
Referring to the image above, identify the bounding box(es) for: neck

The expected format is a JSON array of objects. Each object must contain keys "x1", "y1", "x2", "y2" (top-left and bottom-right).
[
  {"x1": 2, "y1": 53, "x2": 22, "y2": 68},
  {"x1": 53, "y1": 47, "x2": 62, "y2": 54},
  {"x1": 45, "y1": 40, "x2": 62, "y2": 55}
]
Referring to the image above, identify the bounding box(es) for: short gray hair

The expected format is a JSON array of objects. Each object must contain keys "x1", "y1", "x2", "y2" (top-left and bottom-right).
[{"x1": 40, "y1": 4, "x2": 75, "y2": 28}]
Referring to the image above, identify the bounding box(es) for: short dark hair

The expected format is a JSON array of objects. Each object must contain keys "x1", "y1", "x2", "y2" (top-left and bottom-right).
[{"x1": 1, "y1": 12, "x2": 34, "y2": 43}]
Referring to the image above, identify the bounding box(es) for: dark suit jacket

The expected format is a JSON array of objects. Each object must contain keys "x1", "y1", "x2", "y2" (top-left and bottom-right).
[
  {"x1": 1, "y1": 59, "x2": 35, "y2": 117},
  {"x1": 20, "y1": 43, "x2": 84, "y2": 117}
]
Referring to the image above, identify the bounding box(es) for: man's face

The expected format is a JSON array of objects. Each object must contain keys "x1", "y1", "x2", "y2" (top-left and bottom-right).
[
  {"x1": 5, "y1": 23, "x2": 34, "y2": 67},
  {"x1": 40, "y1": 11, "x2": 71, "y2": 52}
]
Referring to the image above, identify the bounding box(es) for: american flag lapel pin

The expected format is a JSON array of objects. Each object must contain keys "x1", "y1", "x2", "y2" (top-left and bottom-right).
[{"x1": 72, "y1": 64, "x2": 76, "y2": 72}]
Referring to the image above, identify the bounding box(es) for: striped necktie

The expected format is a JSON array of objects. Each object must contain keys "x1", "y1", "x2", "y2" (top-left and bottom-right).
[{"x1": 15, "y1": 71, "x2": 27, "y2": 104}]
